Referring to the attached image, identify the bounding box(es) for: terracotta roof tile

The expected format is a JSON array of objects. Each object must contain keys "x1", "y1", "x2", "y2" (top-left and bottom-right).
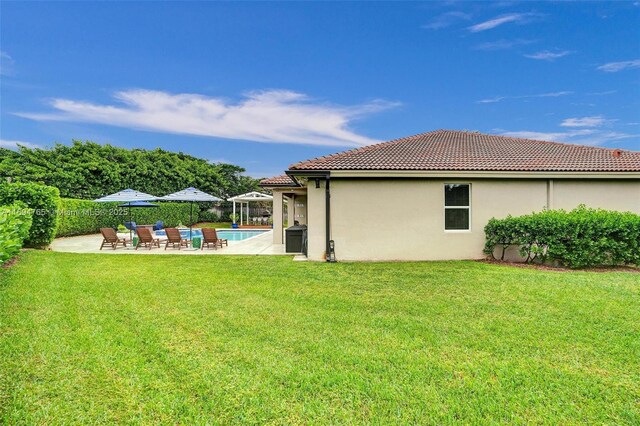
[
  {"x1": 260, "y1": 174, "x2": 296, "y2": 186},
  {"x1": 288, "y1": 130, "x2": 640, "y2": 173}
]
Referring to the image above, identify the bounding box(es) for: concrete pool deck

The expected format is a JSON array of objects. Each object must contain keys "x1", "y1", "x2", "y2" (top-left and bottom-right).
[{"x1": 50, "y1": 230, "x2": 290, "y2": 256}]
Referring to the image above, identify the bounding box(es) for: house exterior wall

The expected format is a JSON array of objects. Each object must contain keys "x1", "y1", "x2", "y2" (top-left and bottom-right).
[
  {"x1": 306, "y1": 181, "x2": 327, "y2": 260},
  {"x1": 551, "y1": 180, "x2": 640, "y2": 211},
  {"x1": 304, "y1": 178, "x2": 640, "y2": 262}
]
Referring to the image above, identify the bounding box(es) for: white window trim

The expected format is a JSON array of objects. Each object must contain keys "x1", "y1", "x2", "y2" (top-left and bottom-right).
[{"x1": 444, "y1": 183, "x2": 471, "y2": 232}]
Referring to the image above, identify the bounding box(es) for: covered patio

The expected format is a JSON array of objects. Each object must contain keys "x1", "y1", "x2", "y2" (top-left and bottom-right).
[{"x1": 227, "y1": 191, "x2": 274, "y2": 227}]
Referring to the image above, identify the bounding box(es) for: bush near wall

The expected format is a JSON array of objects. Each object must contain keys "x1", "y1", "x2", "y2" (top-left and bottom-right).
[
  {"x1": 484, "y1": 206, "x2": 640, "y2": 268},
  {"x1": 0, "y1": 202, "x2": 33, "y2": 263},
  {"x1": 56, "y1": 199, "x2": 198, "y2": 237},
  {"x1": 0, "y1": 182, "x2": 60, "y2": 248}
]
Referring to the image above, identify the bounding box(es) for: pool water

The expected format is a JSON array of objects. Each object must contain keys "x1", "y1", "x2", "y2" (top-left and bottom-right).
[{"x1": 155, "y1": 228, "x2": 267, "y2": 241}]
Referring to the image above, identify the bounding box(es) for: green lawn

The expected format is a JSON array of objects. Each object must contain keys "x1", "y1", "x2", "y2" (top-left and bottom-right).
[{"x1": 1, "y1": 252, "x2": 638, "y2": 424}]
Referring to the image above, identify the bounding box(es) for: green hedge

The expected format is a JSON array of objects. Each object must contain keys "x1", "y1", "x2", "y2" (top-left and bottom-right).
[
  {"x1": 56, "y1": 198, "x2": 198, "y2": 237},
  {"x1": 484, "y1": 206, "x2": 640, "y2": 268},
  {"x1": 198, "y1": 210, "x2": 223, "y2": 223},
  {"x1": 0, "y1": 202, "x2": 33, "y2": 263},
  {"x1": 0, "y1": 182, "x2": 60, "y2": 248}
]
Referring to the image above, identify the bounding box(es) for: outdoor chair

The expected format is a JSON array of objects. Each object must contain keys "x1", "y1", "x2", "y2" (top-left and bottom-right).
[
  {"x1": 124, "y1": 221, "x2": 137, "y2": 231},
  {"x1": 153, "y1": 220, "x2": 164, "y2": 231},
  {"x1": 201, "y1": 228, "x2": 228, "y2": 250},
  {"x1": 164, "y1": 227, "x2": 189, "y2": 250},
  {"x1": 99, "y1": 227, "x2": 128, "y2": 250},
  {"x1": 135, "y1": 227, "x2": 161, "y2": 250}
]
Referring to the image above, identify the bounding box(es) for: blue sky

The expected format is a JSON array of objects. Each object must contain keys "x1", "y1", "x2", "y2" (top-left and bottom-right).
[{"x1": 1, "y1": 1, "x2": 639, "y2": 178}]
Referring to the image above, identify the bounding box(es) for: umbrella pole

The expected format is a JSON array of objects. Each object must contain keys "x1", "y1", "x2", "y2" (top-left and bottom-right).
[
  {"x1": 129, "y1": 205, "x2": 133, "y2": 241},
  {"x1": 190, "y1": 202, "x2": 193, "y2": 241}
]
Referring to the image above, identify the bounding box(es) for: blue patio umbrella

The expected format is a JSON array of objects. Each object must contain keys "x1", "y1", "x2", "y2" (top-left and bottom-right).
[
  {"x1": 160, "y1": 187, "x2": 221, "y2": 240},
  {"x1": 94, "y1": 189, "x2": 158, "y2": 240}
]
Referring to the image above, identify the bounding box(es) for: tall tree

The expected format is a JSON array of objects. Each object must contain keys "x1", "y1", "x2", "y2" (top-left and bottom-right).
[{"x1": 0, "y1": 141, "x2": 261, "y2": 199}]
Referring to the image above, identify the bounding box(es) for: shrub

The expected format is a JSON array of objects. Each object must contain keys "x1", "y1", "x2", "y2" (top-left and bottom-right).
[
  {"x1": 0, "y1": 202, "x2": 33, "y2": 263},
  {"x1": 56, "y1": 198, "x2": 198, "y2": 237},
  {"x1": 484, "y1": 206, "x2": 640, "y2": 268},
  {"x1": 56, "y1": 198, "x2": 107, "y2": 237},
  {"x1": 198, "y1": 210, "x2": 222, "y2": 223},
  {"x1": 0, "y1": 182, "x2": 60, "y2": 248}
]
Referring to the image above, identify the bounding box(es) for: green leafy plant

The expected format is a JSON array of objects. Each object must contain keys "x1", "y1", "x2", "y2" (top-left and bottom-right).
[
  {"x1": 0, "y1": 201, "x2": 33, "y2": 263},
  {"x1": 484, "y1": 206, "x2": 640, "y2": 268},
  {"x1": 198, "y1": 210, "x2": 222, "y2": 223},
  {"x1": 0, "y1": 182, "x2": 60, "y2": 248},
  {"x1": 0, "y1": 141, "x2": 260, "y2": 200}
]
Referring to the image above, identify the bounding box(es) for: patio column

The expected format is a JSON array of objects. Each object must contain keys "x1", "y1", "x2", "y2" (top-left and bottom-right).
[
  {"x1": 232, "y1": 201, "x2": 236, "y2": 225},
  {"x1": 272, "y1": 190, "x2": 283, "y2": 244},
  {"x1": 287, "y1": 194, "x2": 295, "y2": 227}
]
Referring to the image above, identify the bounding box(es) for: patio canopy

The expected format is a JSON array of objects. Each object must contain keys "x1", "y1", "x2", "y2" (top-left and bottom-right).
[
  {"x1": 160, "y1": 187, "x2": 222, "y2": 239},
  {"x1": 160, "y1": 187, "x2": 222, "y2": 203},
  {"x1": 227, "y1": 191, "x2": 274, "y2": 226},
  {"x1": 93, "y1": 188, "x2": 157, "y2": 203},
  {"x1": 94, "y1": 189, "x2": 159, "y2": 240}
]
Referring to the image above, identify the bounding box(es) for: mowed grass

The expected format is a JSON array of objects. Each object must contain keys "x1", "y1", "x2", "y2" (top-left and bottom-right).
[{"x1": 1, "y1": 252, "x2": 638, "y2": 424}]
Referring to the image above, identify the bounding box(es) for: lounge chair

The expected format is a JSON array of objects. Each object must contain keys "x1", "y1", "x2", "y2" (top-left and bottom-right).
[
  {"x1": 201, "y1": 228, "x2": 228, "y2": 250},
  {"x1": 164, "y1": 227, "x2": 189, "y2": 250},
  {"x1": 153, "y1": 220, "x2": 164, "y2": 231},
  {"x1": 124, "y1": 221, "x2": 137, "y2": 231},
  {"x1": 99, "y1": 227, "x2": 128, "y2": 250},
  {"x1": 135, "y1": 228, "x2": 161, "y2": 250}
]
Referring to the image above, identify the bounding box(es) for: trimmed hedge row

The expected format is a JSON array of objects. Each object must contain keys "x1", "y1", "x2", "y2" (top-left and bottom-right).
[
  {"x1": 0, "y1": 202, "x2": 33, "y2": 263},
  {"x1": 197, "y1": 210, "x2": 223, "y2": 223},
  {"x1": 0, "y1": 182, "x2": 60, "y2": 248},
  {"x1": 484, "y1": 206, "x2": 640, "y2": 268},
  {"x1": 56, "y1": 198, "x2": 198, "y2": 237}
]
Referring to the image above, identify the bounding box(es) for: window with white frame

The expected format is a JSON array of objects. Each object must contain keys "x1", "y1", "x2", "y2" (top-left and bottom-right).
[{"x1": 444, "y1": 184, "x2": 470, "y2": 230}]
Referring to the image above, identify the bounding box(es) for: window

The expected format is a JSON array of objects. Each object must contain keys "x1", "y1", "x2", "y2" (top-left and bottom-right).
[{"x1": 444, "y1": 184, "x2": 470, "y2": 230}]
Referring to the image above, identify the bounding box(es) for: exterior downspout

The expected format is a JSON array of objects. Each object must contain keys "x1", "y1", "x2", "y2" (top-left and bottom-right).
[{"x1": 325, "y1": 174, "x2": 332, "y2": 262}]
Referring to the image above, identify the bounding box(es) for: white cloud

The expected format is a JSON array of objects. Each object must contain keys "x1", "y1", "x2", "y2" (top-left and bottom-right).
[
  {"x1": 499, "y1": 128, "x2": 636, "y2": 146},
  {"x1": 587, "y1": 90, "x2": 617, "y2": 96},
  {"x1": 0, "y1": 51, "x2": 15, "y2": 76},
  {"x1": 473, "y1": 38, "x2": 535, "y2": 50},
  {"x1": 560, "y1": 116, "x2": 611, "y2": 127},
  {"x1": 500, "y1": 129, "x2": 595, "y2": 141},
  {"x1": 477, "y1": 96, "x2": 507, "y2": 104},
  {"x1": 597, "y1": 59, "x2": 640, "y2": 72},
  {"x1": 422, "y1": 11, "x2": 471, "y2": 30},
  {"x1": 16, "y1": 89, "x2": 400, "y2": 147},
  {"x1": 468, "y1": 13, "x2": 537, "y2": 32},
  {"x1": 0, "y1": 139, "x2": 41, "y2": 150},
  {"x1": 476, "y1": 91, "x2": 572, "y2": 104},
  {"x1": 524, "y1": 50, "x2": 572, "y2": 61}
]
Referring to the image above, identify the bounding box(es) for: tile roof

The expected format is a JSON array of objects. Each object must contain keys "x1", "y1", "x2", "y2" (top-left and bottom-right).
[
  {"x1": 288, "y1": 130, "x2": 640, "y2": 173},
  {"x1": 259, "y1": 174, "x2": 296, "y2": 186}
]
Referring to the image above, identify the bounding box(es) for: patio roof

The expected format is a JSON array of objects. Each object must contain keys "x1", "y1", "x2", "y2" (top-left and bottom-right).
[{"x1": 227, "y1": 191, "x2": 273, "y2": 202}]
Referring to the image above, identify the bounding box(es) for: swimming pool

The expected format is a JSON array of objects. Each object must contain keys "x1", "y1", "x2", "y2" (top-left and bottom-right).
[{"x1": 155, "y1": 228, "x2": 268, "y2": 241}]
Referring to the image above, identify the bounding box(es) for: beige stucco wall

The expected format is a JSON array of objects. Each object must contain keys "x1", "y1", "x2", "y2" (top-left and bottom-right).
[
  {"x1": 306, "y1": 181, "x2": 327, "y2": 260},
  {"x1": 304, "y1": 178, "x2": 640, "y2": 261},
  {"x1": 272, "y1": 191, "x2": 284, "y2": 244},
  {"x1": 552, "y1": 180, "x2": 640, "y2": 211}
]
